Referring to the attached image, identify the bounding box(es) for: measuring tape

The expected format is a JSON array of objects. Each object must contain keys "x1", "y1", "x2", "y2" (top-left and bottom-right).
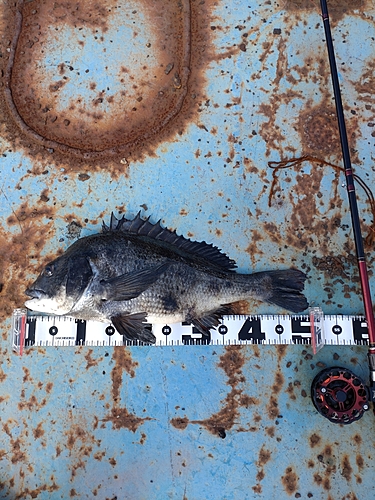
[{"x1": 11, "y1": 308, "x2": 369, "y2": 353}]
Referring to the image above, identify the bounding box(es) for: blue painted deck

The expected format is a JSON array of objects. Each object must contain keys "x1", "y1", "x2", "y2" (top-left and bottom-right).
[
  {"x1": 1, "y1": 0, "x2": 375, "y2": 498},
  {"x1": 1, "y1": 343, "x2": 375, "y2": 499}
]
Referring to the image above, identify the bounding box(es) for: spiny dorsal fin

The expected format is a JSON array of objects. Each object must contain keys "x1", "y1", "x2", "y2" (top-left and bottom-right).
[{"x1": 102, "y1": 212, "x2": 237, "y2": 271}]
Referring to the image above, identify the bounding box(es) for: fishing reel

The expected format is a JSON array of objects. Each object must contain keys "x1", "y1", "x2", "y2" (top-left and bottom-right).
[{"x1": 311, "y1": 366, "x2": 370, "y2": 424}]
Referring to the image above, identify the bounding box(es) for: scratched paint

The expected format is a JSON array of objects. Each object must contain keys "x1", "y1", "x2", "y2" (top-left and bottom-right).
[{"x1": 1, "y1": 0, "x2": 375, "y2": 498}]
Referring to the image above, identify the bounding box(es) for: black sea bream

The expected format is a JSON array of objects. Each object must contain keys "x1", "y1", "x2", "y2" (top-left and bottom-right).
[{"x1": 25, "y1": 213, "x2": 308, "y2": 343}]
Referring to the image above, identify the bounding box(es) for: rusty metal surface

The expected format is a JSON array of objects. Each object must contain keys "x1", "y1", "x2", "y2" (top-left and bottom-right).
[
  {"x1": 0, "y1": 342, "x2": 374, "y2": 499},
  {"x1": 5, "y1": 0, "x2": 191, "y2": 157},
  {"x1": 1, "y1": 0, "x2": 375, "y2": 497},
  {"x1": 1, "y1": 1, "x2": 375, "y2": 318}
]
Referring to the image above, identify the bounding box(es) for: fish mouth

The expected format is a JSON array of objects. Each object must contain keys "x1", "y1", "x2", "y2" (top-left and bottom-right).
[{"x1": 25, "y1": 288, "x2": 46, "y2": 299}]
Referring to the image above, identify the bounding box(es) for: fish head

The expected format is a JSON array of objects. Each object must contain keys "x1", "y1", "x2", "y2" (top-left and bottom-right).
[{"x1": 25, "y1": 252, "x2": 93, "y2": 315}]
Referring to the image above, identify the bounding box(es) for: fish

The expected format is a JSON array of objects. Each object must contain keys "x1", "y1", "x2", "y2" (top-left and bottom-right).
[{"x1": 25, "y1": 212, "x2": 309, "y2": 343}]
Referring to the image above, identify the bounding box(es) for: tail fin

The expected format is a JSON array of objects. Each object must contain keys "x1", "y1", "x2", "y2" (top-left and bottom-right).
[{"x1": 263, "y1": 269, "x2": 308, "y2": 313}]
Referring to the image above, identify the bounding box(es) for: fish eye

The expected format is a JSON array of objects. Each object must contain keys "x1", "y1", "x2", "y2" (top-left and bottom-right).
[{"x1": 44, "y1": 265, "x2": 54, "y2": 277}]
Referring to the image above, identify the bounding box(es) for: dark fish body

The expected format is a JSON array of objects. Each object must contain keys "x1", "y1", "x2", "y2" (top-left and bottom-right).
[{"x1": 25, "y1": 213, "x2": 308, "y2": 343}]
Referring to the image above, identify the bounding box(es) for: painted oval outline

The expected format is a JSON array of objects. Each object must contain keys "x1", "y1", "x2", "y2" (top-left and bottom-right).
[{"x1": 5, "y1": 0, "x2": 191, "y2": 159}]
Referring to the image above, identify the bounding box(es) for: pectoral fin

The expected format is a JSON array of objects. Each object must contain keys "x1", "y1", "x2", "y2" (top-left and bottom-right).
[
  {"x1": 111, "y1": 313, "x2": 155, "y2": 344},
  {"x1": 101, "y1": 262, "x2": 169, "y2": 301}
]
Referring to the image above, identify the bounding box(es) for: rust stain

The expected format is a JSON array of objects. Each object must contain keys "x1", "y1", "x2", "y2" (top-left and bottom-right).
[
  {"x1": 356, "y1": 454, "x2": 364, "y2": 469},
  {"x1": 5, "y1": 0, "x2": 191, "y2": 158},
  {"x1": 341, "y1": 455, "x2": 353, "y2": 482},
  {"x1": 252, "y1": 484, "x2": 262, "y2": 494},
  {"x1": 272, "y1": 372, "x2": 284, "y2": 394},
  {"x1": 312, "y1": 443, "x2": 338, "y2": 492},
  {"x1": 14, "y1": 482, "x2": 60, "y2": 499},
  {"x1": 63, "y1": 422, "x2": 100, "y2": 481},
  {"x1": 217, "y1": 345, "x2": 245, "y2": 381},
  {"x1": 266, "y1": 345, "x2": 288, "y2": 420},
  {"x1": 265, "y1": 426, "x2": 275, "y2": 438},
  {"x1": 39, "y1": 188, "x2": 50, "y2": 203},
  {"x1": 32, "y1": 422, "x2": 45, "y2": 439},
  {"x1": 20, "y1": 366, "x2": 52, "y2": 413},
  {"x1": 22, "y1": 367, "x2": 31, "y2": 383},
  {"x1": 171, "y1": 346, "x2": 259, "y2": 436},
  {"x1": 0, "y1": 200, "x2": 57, "y2": 324},
  {"x1": 0, "y1": 0, "x2": 234, "y2": 172},
  {"x1": 65, "y1": 424, "x2": 93, "y2": 451},
  {"x1": 252, "y1": 345, "x2": 261, "y2": 359},
  {"x1": 281, "y1": 466, "x2": 299, "y2": 496},
  {"x1": 285, "y1": 381, "x2": 295, "y2": 400},
  {"x1": 170, "y1": 417, "x2": 189, "y2": 430},
  {"x1": 314, "y1": 473, "x2": 331, "y2": 491},
  {"x1": 102, "y1": 346, "x2": 150, "y2": 431},
  {"x1": 300, "y1": 106, "x2": 340, "y2": 155},
  {"x1": 353, "y1": 60, "x2": 375, "y2": 103},
  {"x1": 102, "y1": 407, "x2": 152, "y2": 432},
  {"x1": 0, "y1": 368, "x2": 7, "y2": 383},
  {"x1": 84, "y1": 348, "x2": 102, "y2": 369},
  {"x1": 253, "y1": 445, "x2": 272, "y2": 493},
  {"x1": 257, "y1": 445, "x2": 271, "y2": 467},
  {"x1": 256, "y1": 36, "x2": 301, "y2": 159},
  {"x1": 312, "y1": 254, "x2": 357, "y2": 279},
  {"x1": 94, "y1": 450, "x2": 106, "y2": 461},
  {"x1": 10, "y1": 437, "x2": 28, "y2": 464},
  {"x1": 277, "y1": 344, "x2": 288, "y2": 359},
  {"x1": 111, "y1": 347, "x2": 138, "y2": 401},
  {"x1": 139, "y1": 432, "x2": 147, "y2": 445},
  {"x1": 284, "y1": 0, "x2": 371, "y2": 23},
  {"x1": 229, "y1": 300, "x2": 254, "y2": 316},
  {"x1": 353, "y1": 433, "x2": 362, "y2": 446},
  {"x1": 263, "y1": 160, "x2": 370, "y2": 296},
  {"x1": 18, "y1": 393, "x2": 47, "y2": 411},
  {"x1": 250, "y1": 29, "x2": 367, "y2": 267},
  {"x1": 266, "y1": 395, "x2": 279, "y2": 420},
  {"x1": 309, "y1": 433, "x2": 321, "y2": 448},
  {"x1": 269, "y1": 164, "x2": 345, "y2": 253},
  {"x1": 299, "y1": 102, "x2": 359, "y2": 163}
]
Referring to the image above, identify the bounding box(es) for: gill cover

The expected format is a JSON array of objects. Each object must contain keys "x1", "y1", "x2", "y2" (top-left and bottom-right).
[{"x1": 66, "y1": 256, "x2": 93, "y2": 304}]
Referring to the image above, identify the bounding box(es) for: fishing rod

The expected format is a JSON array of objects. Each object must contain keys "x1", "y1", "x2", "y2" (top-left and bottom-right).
[{"x1": 319, "y1": 0, "x2": 375, "y2": 407}]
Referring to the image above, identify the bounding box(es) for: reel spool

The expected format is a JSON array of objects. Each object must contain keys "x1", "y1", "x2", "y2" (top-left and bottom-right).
[{"x1": 311, "y1": 366, "x2": 370, "y2": 424}]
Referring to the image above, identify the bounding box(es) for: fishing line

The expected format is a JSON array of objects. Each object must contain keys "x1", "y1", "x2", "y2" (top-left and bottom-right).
[{"x1": 267, "y1": 155, "x2": 375, "y2": 248}]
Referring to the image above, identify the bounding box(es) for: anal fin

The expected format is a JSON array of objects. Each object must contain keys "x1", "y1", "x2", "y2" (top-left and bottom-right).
[{"x1": 191, "y1": 304, "x2": 235, "y2": 336}]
